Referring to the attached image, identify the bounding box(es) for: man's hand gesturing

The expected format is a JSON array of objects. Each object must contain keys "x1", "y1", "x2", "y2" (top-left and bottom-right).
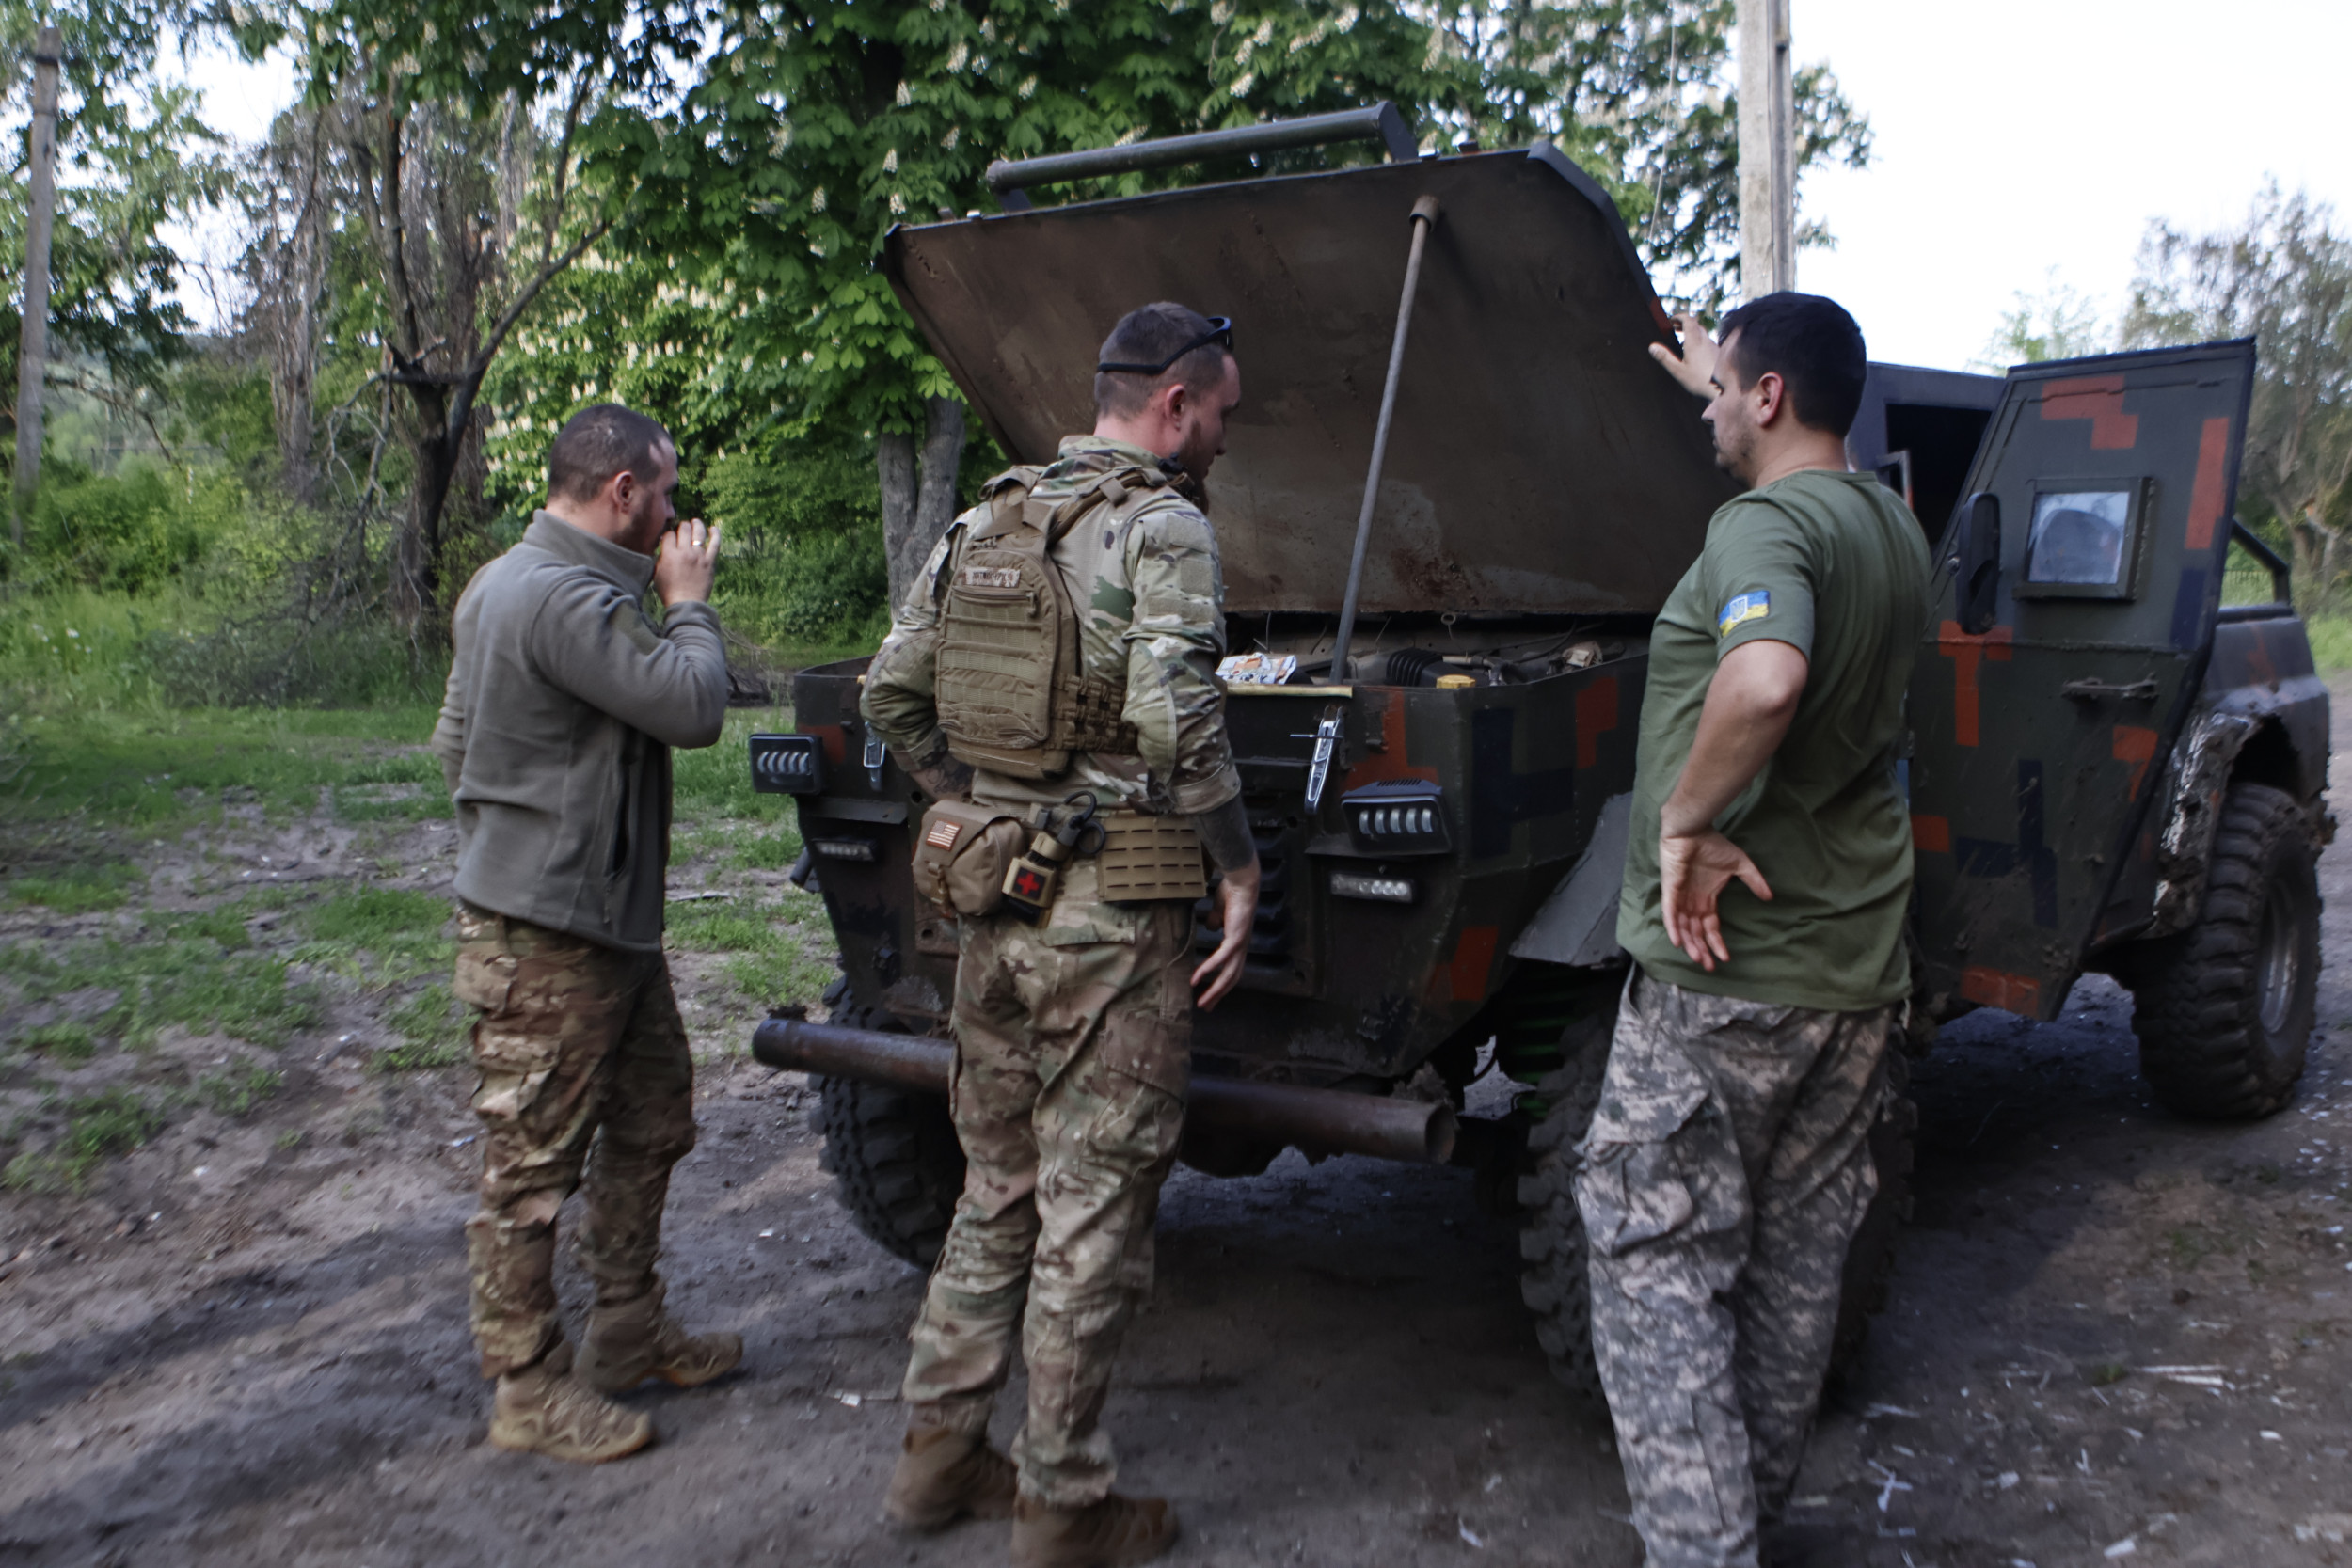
[
  {"x1": 1647, "y1": 311, "x2": 1720, "y2": 400},
  {"x1": 1659, "y1": 828, "x2": 1772, "y2": 973},
  {"x1": 655, "y1": 518, "x2": 721, "y2": 606},
  {"x1": 1191, "y1": 860, "x2": 1262, "y2": 1010}
]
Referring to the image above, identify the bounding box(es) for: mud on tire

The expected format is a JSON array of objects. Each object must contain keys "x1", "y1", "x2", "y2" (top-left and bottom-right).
[
  {"x1": 2124, "y1": 782, "x2": 2318, "y2": 1121},
  {"x1": 1515, "y1": 994, "x2": 1917, "y2": 1400},
  {"x1": 815, "y1": 1072, "x2": 966, "y2": 1268}
]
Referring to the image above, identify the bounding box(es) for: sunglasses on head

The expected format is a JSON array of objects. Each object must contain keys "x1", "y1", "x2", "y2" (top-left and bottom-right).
[{"x1": 1096, "y1": 316, "x2": 1234, "y2": 376}]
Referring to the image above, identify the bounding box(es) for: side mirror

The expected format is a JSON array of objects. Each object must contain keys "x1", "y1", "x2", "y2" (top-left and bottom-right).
[{"x1": 1955, "y1": 491, "x2": 2000, "y2": 635}]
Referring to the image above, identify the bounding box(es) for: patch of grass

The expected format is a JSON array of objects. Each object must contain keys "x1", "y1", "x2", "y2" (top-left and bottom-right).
[
  {"x1": 673, "y1": 712, "x2": 804, "y2": 826},
  {"x1": 3, "y1": 932, "x2": 324, "y2": 1050},
  {"x1": 2, "y1": 1087, "x2": 167, "y2": 1193},
  {"x1": 2082, "y1": 1360, "x2": 2129, "y2": 1386},
  {"x1": 159, "y1": 905, "x2": 253, "y2": 951},
  {"x1": 331, "y1": 750, "x2": 452, "y2": 823},
  {"x1": 21, "y1": 1022, "x2": 98, "y2": 1062},
  {"x1": 380, "y1": 982, "x2": 469, "y2": 1070},
  {"x1": 194, "y1": 1061, "x2": 283, "y2": 1117},
  {"x1": 664, "y1": 888, "x2": 834, "y2": 1019},
  {"x1": 3, "y1": 705, "x2": 441, "y2": 832},
  {"x1": 2303, "y1": 610, "x2": 2352, "y2": 673},
  {"x1": 8, "y1": 862, "x2": 141, "y2": 912},
  {"x1": 290, "y1": 886, "x2": 453, "y2": 981}
]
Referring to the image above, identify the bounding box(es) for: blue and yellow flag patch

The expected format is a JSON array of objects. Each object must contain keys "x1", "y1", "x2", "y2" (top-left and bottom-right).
[{"x1": 1716, "y1": 590, "x2": 1771, "y2": 637}]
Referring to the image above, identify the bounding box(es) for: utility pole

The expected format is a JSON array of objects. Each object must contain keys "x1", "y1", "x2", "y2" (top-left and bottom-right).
[
  {"x1": 12, "y1": 25, "x2": 62, "y2": 549},
  {"x1": 1737, "y1": 0, "x2": 1796, "y2": 298}
]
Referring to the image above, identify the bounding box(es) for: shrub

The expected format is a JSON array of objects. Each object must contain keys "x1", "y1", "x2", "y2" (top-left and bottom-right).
[{"x1": 21, "y1": 460, "x2": 246, "y2": 596}]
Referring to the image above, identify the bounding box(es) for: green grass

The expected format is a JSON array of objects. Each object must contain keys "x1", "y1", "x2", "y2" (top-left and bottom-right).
[
  {"x1": 663, "y1": 890, "x2": 835, "y2": 1014},
  {"x1": 2, "y1": 1087, "x2": 167, "y2": 1193},
  {"x1": 8, "y1": 862, "x2": 142, "y2": 912},
  {"x1": 380, "y1": 982, "x2": 469, "y2": 1069},
  {"x1": 19, "y1": 1022, "x2": 98, "y2": 1062},
  {"x1": 194, "y1": 1061, "x2": 284, "y2": 1117},
  {"x1": 3, "y1": 927, "x2": 323, "y2": 1051},
  {"x1": 2303, "y1": 610, "x2": 2352, "y2": 673},
  {"x1": 290, "y1": 886, "x2": 453, "y2": 983}
]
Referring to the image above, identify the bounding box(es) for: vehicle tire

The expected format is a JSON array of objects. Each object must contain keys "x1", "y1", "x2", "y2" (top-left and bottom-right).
[
  {"x1": 2125, "y1": 782, "x2": 2318, "y2": 1120},
  {"x1": 1516, "y1": 999, "x2": 1615, "y2": 1401},
  {"x1": 815, "y1": 1072, "x2": 967, "y2": 1268},
  {"x1": 1515, "y1": 989, "x2": 1915, "y2": 1400},
  {"x1": 1828, "y1": 1050, "x2": 1915, "y2": 1384}
]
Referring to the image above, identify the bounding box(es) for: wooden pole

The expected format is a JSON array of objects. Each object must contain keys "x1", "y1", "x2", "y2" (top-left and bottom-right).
[
  {"x1": 1737, "y1": 0, "x2": 1795, "y2": 298},
  {"x1": 12, "y1": 25, "x2": 62, "y2": 549}
]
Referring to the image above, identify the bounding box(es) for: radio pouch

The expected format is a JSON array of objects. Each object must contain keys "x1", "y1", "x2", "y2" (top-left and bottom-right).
[
  {"x1": 1097, "y1": 814, "x2": 1209, "y2": 903},
  {"x1": 914, "y1": 800, "x2": 1027, "y2": 917}
]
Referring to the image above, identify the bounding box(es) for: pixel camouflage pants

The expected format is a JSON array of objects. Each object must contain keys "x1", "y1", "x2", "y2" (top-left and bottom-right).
[
  {"x1": 1577, "y1": 969, "x2": 1895, "y2": 1568},
  {"x1": 900, "y1": 866, "x2": 1192, "y2": 1510},
  {"x1": 453, "y1": 906, "x2": 698, "y2": 1379}
]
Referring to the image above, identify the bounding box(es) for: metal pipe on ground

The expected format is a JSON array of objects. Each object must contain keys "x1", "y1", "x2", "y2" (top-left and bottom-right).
[
  {"x1": 1328, "y1": 194, "x2": 1443, "y2": 683},
  {"x1": 754, "y1": 1016, "x2": 1455, "y2": 1165}
]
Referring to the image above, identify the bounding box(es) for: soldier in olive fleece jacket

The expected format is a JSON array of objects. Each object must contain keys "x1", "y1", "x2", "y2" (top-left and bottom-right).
[{"x1": 428, "y1": 404, "x2": 740, "y2": 1466}]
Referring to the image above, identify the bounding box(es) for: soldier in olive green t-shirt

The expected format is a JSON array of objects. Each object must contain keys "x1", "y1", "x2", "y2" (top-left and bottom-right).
[{"x1": 1577, "y1": 293, "x2": 1933, "y2": 1568}]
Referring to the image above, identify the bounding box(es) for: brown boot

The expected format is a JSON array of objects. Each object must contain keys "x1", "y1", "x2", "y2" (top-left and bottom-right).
[
  {"x1": 579, "y1": 1294, "x2": 744, "y2": 1393},
  {"x1": 1010, "y1": 1492, "x2": 1179, "y2": 1568},
  {"x1": 487, "y1": 1343, "x2": 655, "y2": 1464},
  {"x1": 882, "y1": 1424, "x2": 1019, "y2": 1531}
]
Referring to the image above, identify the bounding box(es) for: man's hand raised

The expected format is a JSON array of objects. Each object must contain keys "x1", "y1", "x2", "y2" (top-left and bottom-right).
[
  {"x1": 1647, "y1": 311, "x2": 1720, "y2": 400},
  {"x1": 655, "y1": 518, "x2": 720, "y2": 606}
]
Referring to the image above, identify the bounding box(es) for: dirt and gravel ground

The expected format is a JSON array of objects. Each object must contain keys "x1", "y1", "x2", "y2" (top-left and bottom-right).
[{"x1": 6, "y1": 689, "x2": 2352, "y2": 1568}]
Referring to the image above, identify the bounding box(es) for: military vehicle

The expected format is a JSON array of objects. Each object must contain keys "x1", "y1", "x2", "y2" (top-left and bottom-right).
[{"x1": 745, "y1": 106, "x2": 2329, "y2": 1395}]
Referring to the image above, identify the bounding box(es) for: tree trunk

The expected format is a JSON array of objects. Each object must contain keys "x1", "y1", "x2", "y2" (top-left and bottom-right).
[
  {"x1": 878, "y1": 428, "x2": 922, "y2": 609},
  {"x1": 392, "y1": 412, "x2": 460, "y2": 634},
  {"x1": 914, "y1": 394, "x2": 968, "y2": 546}
]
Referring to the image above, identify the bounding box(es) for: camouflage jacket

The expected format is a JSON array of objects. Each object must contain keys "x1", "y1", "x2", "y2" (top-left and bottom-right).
[{"x1": 863, "y1": 435, "x2": 1242, "y2": 819}]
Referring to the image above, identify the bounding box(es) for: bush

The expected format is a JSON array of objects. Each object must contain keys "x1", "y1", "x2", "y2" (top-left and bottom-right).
[{"x1": 19, "y1": 460, "x2": 246, "y2": 595}]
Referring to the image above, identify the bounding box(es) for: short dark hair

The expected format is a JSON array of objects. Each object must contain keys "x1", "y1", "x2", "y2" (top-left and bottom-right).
[
  {"x1": 1715, "y1": 292, "x2": 1867, "y2": 437},
  {"x1": 548, "y1": 404, "x2": 673, "y2": 502},
  {"x1": 1092, "y1": 302, "x2": 1234, "y2": 420}
]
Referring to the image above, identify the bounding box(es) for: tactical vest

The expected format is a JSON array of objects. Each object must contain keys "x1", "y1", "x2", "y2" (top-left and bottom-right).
[{"x1": 933, "y1": 462, "x2": 1169, "y2": 780}]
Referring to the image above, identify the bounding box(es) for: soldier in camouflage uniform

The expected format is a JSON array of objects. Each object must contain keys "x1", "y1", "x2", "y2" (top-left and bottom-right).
[
  {"x1": 862, "y1": 304, "x2": 1262, "y2": 1568},
  {"x1": 433, "y1": 405, "x2": 744, "y2": 1465},
  {"x1": 1586, "y1": 294, "x2": 1932, "y2": 1567}
]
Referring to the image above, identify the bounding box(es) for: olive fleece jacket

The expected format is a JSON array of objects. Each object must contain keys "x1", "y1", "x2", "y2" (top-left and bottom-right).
[{"x1": 430, "y1": 511, "x2": 728, "y2": 952}]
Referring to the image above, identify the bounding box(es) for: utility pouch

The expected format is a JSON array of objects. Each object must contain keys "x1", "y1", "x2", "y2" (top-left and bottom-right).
[
  {"x1": 914, "y1": 800, "x2": 1027, "y2": 917},
  {"x1": 1097, "y1": 813, "x2": 1209, "y2": 903}
]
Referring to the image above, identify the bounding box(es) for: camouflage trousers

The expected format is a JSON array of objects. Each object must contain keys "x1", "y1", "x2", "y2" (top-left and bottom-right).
[
  {"x1": 1576, "y1": 968, "x2": 1895, "y2": 1568},
  {"x1": 453, "y1": 905, "x2": 698, "y2": 1378},
  {"x1": 901, "y1": 858, "x2": 1193, "y2": 1510}
]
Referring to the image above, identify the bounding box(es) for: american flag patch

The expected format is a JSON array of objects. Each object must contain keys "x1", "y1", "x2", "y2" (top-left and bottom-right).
[{"x1": 925, "y1": 820, "x2": 964, "y2": 849}]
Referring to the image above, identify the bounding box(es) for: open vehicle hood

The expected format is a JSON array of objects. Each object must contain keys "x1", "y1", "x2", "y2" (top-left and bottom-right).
[{"x1": 883, "y1": 146, "x2": 1740, "y2": 617}]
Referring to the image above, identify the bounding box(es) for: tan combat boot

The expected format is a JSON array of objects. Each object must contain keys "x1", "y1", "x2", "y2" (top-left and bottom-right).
[
  {"x1": 578, "y1": 1294, "x2": 744, "y2": 1394},
  {"x1": 1009, "y1": 1492, "x2": 1179, "y2": 1568},
  {"x1": 487, "y1": 1343, "x2": 655, "y2": 1464},
  {"x1": 882, "y1": 1424, "x2": 1019, "y2": 1531}
]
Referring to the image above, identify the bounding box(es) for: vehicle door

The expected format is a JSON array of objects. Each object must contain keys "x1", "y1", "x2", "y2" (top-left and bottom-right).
[{"x1": 1906, "y1": 341, "x2": 2256, "y2": 1020}]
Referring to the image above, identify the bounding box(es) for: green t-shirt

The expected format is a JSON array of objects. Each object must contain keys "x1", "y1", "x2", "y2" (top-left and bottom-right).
[{"x1": 1617, "y1": 467, "x2": 1934, "y2": 1011}]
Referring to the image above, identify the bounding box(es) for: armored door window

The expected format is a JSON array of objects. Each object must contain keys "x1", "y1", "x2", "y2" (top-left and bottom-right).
[{"x1": 2019, "y1": 479, "x2": 2146, "y2": 598}]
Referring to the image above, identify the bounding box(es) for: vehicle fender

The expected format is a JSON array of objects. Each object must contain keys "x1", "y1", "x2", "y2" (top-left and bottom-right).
[{"x1": 1509, "y1": 791, "x2": 1631, "y2": 968}]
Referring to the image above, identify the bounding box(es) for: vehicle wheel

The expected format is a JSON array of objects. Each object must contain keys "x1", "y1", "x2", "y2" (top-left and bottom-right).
[
  {"x1": 1516, "y1": 994, "x2": 1615, "y2": 1401},
  {"x1": 1828, "y1": 1050, "x2": 1915, "y2": 1384},
  {"x1": 2126, "y1": 782, "x2": 2318, "y2": 1120},
  {"x1": 815, "y1": 1072, "x2": 966, "y2": 1268}
]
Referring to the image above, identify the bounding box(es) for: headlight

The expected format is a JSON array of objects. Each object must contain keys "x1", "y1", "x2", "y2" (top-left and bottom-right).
[
  {"x1": 750, "y1": 733, "x2": 826, "y2": 794},
  {"x1": 1342, "y1": 783, "x2": 1450, "y2": 854}
]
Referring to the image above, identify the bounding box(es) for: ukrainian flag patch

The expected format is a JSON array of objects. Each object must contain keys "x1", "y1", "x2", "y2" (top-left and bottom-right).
[{"x1": 1717, "y1": 591, "x2": 1771, "y2": 637}]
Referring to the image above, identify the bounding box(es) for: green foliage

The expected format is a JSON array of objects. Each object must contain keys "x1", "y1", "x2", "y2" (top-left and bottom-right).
[
  {"x1": 1976, "y1": 271, "x2": 2109, "y2": 371},
  {"x1": 20, "y1": 1022, "x2": 97, "y2": 1061},
  {"x1": 2302, "y1": 610, "x2": 2352, "y2": 672},
  {"x1": 19, "y1": 459, "x2": 247, "y2": 594},
  {"x1": 194, "y1": 1060, "x2": 283, "y2": 1117}
]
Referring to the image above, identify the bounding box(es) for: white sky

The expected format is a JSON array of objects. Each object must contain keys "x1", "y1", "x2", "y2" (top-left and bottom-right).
[
  {"x1": 1789, "y1": 0, "x2": 2352, "y2": 371},
  {"x1": 166, "y1": 3, "x2": 2352, "y2": 371}
]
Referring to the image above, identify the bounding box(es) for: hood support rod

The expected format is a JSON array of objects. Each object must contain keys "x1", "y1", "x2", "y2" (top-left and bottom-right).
[{"x1": 1329, "y1": 195, "x2": 1441, "y2": 686}]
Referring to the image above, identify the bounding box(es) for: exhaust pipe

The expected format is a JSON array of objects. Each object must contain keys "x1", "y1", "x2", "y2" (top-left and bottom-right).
[{"x1": 754, "y1": 1016, "x2": 1455, "y2": 1164}]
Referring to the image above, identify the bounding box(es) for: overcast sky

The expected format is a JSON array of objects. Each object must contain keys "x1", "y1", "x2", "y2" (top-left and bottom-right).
[{"x1": 168, "y1": 1, "x2": 2352, "y2": 373}]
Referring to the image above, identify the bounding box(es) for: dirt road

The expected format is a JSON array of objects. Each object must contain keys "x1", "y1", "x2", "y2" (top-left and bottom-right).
[{"x1": 6, "y1": 703, "x2": 2351, "y2": 1566}]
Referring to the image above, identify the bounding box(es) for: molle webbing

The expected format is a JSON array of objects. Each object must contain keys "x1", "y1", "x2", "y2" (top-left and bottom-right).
[{"x1": 934, "y1": 464, "x2": 1160, "y2": 779}]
